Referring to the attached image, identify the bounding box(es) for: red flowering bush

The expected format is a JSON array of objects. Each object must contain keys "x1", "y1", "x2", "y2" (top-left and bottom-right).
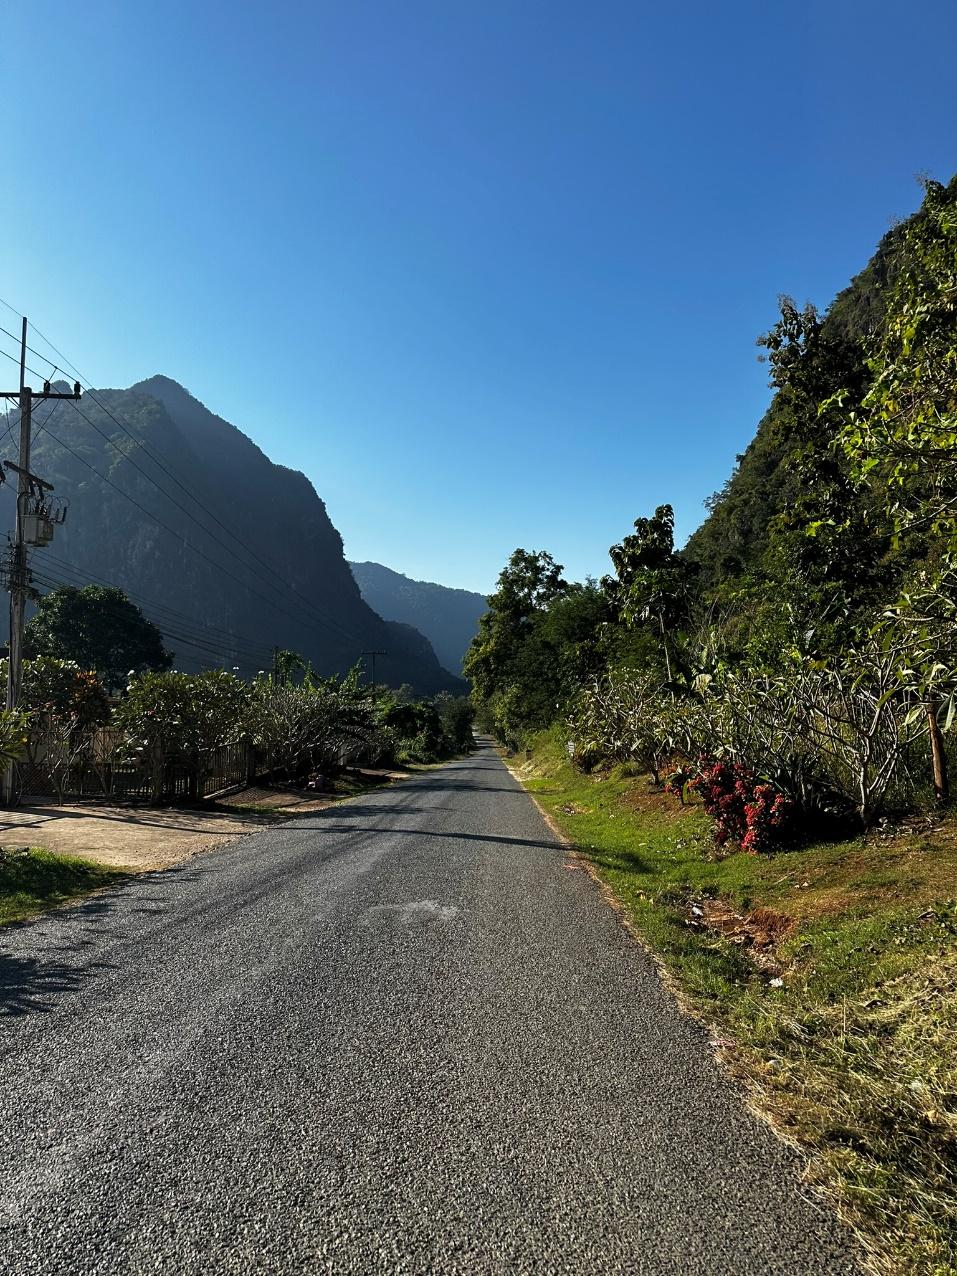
[{"x1": 689, "y1": 759, "x2": 794, "y2": 854}]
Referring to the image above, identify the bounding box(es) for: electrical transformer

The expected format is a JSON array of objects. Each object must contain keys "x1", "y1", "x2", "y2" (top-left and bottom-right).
[{"x1": 22, "y1": 514, "x2": 54, "y2": 547}]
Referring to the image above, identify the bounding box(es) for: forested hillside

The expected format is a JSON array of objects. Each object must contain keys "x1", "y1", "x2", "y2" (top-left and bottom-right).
[
  {"x1": 682, "y1": 196, "x2": 935, "y2": 641},
  {"x1": 0, "y1": 377, "x2": 463, "y2": 694},
  {"x1": 350, "y1": 561, "x2": 487, "y2": 674}
]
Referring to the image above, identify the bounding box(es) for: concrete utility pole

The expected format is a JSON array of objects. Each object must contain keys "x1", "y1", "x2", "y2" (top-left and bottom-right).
[
  {"x1": 0, "y1": 318, "x2": 80, "y2": 803},
  {"x1": 361, "y1": 649, "x2": 386, "y2": 689}
]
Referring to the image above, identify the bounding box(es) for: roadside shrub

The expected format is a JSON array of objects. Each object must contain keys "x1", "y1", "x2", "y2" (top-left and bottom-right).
[
  {"x1": 567, "y1": 671, "x2": 674, "y2": 781},
  {"x1": 248, "y1": 668, "x2": 387, "y2": 779},
  {"x1": 608, "y1": 761, "x2": 643, "y2": 780},
  {"x1": 690, "y1": 759, "x2": 795, "y2": 854},
  {"x1": 0, "y1": 707, "x2": 32, "y2": 770},
  {"x1": 1, "y1": 658, "x2": 111, "y2": 802},
  {"x1": 665, "y1": 767, "x2": 691, "y2": 802},
  {"x1": 434, "y1": 693, "x2": 475, "y2": 754},
  {"x1": 114, "y1": 669, "x2": 251, "y2": 799}
]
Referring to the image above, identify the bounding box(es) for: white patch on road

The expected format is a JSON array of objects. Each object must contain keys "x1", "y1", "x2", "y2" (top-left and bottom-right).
[{"x1": 360, "y1": 900, "x2": 459, "y2": 928}]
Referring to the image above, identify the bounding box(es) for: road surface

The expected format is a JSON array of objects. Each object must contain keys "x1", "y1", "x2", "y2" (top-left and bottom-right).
[{"x1": 0, "y1": 739, "x2": 857, "y2": 1274}]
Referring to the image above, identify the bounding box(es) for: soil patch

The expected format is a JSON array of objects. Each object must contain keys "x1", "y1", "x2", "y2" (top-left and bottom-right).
[
  {"x1": 0, "y1": 765, "x2": 421, "y2": 872},
  {"x1": 0, "y1": 803, "x2": 270, "y2": 872}
]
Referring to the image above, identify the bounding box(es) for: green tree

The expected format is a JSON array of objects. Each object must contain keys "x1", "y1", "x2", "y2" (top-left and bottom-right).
[
  {"x1": 838, "y1": 176, "x2": 957, "y2": 539},
  {"x1": 464, "y1": 550, "x2": 571, "y2": 743},
  {"x1": 603, "y1": 505, "x2": 697, "y2": 681},
  {"x1": 272, "y1": 649, "x2": 306, "y2": 685},
  {"x1": 433, "y1": 693, "x2": 475, "y2": 753},
  {"x1": 10, "y1": 658, "x2": 111, "y2": 803},
  {"x1": 25, "y1": 585, "x2": 172, "y2": 692},
  {"x1": 0, "y1": 708, "x2": 32, "y2": 771},
  {"x1": 114, "y1": 669, "x2": 249, "y2": 800},
  {"x1": 246, "y1": 666, "x2": 387, "y2": 778}
]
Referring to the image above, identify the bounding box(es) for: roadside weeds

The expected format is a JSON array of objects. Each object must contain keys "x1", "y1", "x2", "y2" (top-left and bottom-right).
[{"x1": 504, "y1": 736, "x2": 957, "y2": 1276}]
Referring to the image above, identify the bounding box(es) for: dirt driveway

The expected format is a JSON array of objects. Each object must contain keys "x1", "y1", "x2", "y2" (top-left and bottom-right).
[
  {"x1": 0, "y1": 803, "x2": 266, "y2": 872},
  {"x1": 0, "y1": 780, "x2": 344, "y2": 872},
  {"x1": 0, "y1": 783, "x2": 380, "y2": 872}
]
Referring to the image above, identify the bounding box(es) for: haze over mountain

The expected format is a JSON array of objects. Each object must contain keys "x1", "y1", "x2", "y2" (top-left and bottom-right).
[
  {"x1": 349, "y1": 561, "x2": 487, "y2": 675},
  {"x1": 0, "y1": 377, "x2": 464, "y2": 694}
]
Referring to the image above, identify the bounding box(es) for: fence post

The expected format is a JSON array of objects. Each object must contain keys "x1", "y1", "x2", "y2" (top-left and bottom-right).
[
  {"x1": 246, "y1": 740, "x2": 256, "y2": 787},
  {"x1": 149, "y1": 739, "x2": 165, "y2": 806}
]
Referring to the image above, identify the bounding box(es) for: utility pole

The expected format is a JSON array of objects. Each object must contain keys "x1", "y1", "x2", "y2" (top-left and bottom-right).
[
  {"x1": 0, "y1": 318, "x2": 80, "y2": 803},
  {"x1": 361, "y1": 649, "x2": 386, "y2": 689}
]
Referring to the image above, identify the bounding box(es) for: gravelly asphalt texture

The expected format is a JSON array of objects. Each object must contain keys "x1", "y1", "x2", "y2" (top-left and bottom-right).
[{"x1": 0, "y1": 738, "x2": 858, "y2": 1275}]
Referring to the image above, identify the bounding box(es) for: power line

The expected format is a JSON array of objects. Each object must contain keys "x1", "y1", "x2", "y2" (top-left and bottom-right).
[
  {"x1": 30, "y1": 570, "x2": 275, "y2": 668},
  {"x1": 0, "y1": 332, "x2": 369, "y2": 649},
  {"x1": 0, "y1": 342, "x2": 49, "y2": 384},
  {"x1": 37, "y1": 414, "x2": 362, "y2": 648},
  {"x1": 0, "y1": 322, "x2": 68, "y2": 382},
  {"x1": 37, "y1": 551, "x2": 275, "y2": 663},
  {"x1": 64, "y1": 394, "x2": 363, "y2": 645},
  {"x1": 0, "y1": 312, "x2": 300, "y2": 669},
  {"x1": 41, "y1": 550, "x2": 276, "y2": 654},
  {"x1": 37, "y1": 556, "x2": 276, "y2": 663},
  {"x1": 0, "y1": 303, "x2": 377, "y2": 652},
  {"x1": 0, "y1": 316, "x2": 366, "y2": 645},
  {"x1": 29, "y1": 399, "x2": 60, "y2": 444},
  {"x1": 62, "y1": 390, "x2": 368, "y2": 647},
  {"x1": 0, "y1": 304, "x2": 86, "y2": 384}
]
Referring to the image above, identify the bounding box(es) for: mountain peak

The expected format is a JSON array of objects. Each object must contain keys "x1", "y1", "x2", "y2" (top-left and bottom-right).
[
  {"x1": 3, "y1": 379, "x2": 464, "y2": 694},
  {"x1": 350, "y1": 561, "x2": 487, "y2": 674}
]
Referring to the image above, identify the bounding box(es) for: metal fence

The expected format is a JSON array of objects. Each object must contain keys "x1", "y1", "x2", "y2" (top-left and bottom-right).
[{"x1": 17, "y1": 733, "x2": 267, "y2": 805}]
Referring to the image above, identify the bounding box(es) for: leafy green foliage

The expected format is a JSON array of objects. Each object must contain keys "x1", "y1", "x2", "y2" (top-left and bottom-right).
[
  {"x1": 25, "y1": 585, "x2": 172, "y2": 692},
  {"x1": 113, "y1": 669, "x2": 250, "y2": 774},
  {"x1": 433, "y1": 692, "x2": 475, "y2": 753},
  {"x1": 13, "y1": 658, "x2": 111, "y2": 802},
  {"x1": 272, "y1": 649, "x2": 307, "y2": 685},
  {"x1": 18, "y1": 656, "x2": 110, "y2": 728},
  {"x1": 0, "y1": 707, "x2": 31, "y2": 771},
  {"x1": 603, "y1": 504, "x2": 698, "y2": 679},
  {"x1": 376, "y1": 689, "x2": 474, "y2": 762},
  {"x1": 838, "y1": 175, "x2": 957, "y2": 537},
  {"x1": 465, "y1": 551, "x2": 610, "y2": 745},
  {"x1": 246, "y1": 667, "x2": 383, "y2": 777}
]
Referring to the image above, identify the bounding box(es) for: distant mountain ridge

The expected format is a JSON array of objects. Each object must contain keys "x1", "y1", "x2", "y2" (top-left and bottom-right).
[
  {"x1": 0, "y1": 376, "x2": 463, "y2": 694},
  {"x1": 349, "y1": 561, "x2": 487, "y2": 674}
]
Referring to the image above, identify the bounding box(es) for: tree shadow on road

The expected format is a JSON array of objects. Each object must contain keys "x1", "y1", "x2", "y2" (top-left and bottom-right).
[
  {"x1": 307, "y1": 824, "x2": 568, "y2": 853},
  {"x1": 0, "y1": 866, "x2": 206, "y2": 1018},
  {"x1": 391, "y1": 782, "x2": 530, "y2": 794},
  {"x1": 0, "y1": 949, "x2": 114, "y2": 1017}
]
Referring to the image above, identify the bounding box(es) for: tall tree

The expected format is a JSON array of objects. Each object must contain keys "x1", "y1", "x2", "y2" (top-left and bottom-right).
[
  {"x1": 25, "y1": 585, "x2": 172, "y2": 691},
  {"x1": 464, "y1": 550, "x2": 569, "y2": 742},
  {"x1": 603, "y1": 505, "x2": 697, "y2": 681}
]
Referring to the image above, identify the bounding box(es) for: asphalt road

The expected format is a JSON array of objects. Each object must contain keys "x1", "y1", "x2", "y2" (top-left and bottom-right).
[{"x1": 0, "y1": 738, "x2": 857, "y2": 1274}]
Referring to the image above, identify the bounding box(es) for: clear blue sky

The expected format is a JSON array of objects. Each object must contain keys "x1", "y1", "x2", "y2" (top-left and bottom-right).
[{"x1": 2, "y1": 1, "x2": 956, "y2": 594}]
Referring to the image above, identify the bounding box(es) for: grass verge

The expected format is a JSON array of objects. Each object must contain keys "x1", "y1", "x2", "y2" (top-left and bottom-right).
[
  {"x1": 0, "y1": 848, "x2": 126, "y2": 926},
  {"x1": 511, "y1": 728, "x2": 957, "y2": 1276}
]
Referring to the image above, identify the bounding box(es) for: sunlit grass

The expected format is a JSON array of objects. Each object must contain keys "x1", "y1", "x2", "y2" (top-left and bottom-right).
[
  {"x1": 513, "y1": 730, "x2": 957, "y2": 1274},
  {"x1": 0, "y1": 847, "x2": 126, "y2": 925}
]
